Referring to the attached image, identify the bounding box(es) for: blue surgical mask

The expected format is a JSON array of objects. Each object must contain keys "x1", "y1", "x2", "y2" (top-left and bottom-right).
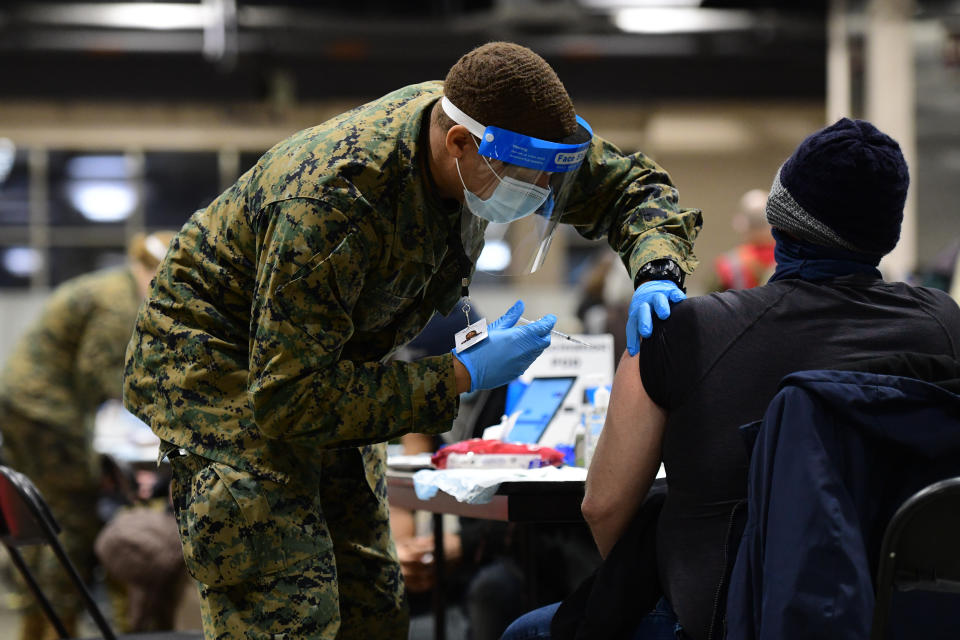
[{"x1": 457, "y1": 157, "x2": 550, "y2": 224}]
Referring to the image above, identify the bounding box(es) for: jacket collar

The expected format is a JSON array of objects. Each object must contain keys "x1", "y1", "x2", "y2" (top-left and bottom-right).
[{"x1": 390, "y1": 83, "x2": 460, "y2": 268}]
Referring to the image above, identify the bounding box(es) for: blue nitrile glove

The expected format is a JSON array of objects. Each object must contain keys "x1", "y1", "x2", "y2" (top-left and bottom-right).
[
  {"x1": 626, "y1": 280, "x2": 686, "y2": 355},
  {"x1": 452, "y1": 300, "x2": 556, "y2": 393}
]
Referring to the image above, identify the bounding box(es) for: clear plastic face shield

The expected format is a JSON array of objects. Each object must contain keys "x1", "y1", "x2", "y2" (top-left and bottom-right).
[{"x1": 442, "y1": 97, "x2": 593, "y2": 275}]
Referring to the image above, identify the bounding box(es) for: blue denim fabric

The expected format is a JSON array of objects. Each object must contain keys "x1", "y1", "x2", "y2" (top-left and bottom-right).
[
  {"x1": 500, "y1": 602, "x2": 561, "y2": 640},
  {"x1": 500, "y1": 597, "x2": 683, "y2": 640},
  {"x1": 631, "y1": 598, "x2": 684, "y2": 640}
]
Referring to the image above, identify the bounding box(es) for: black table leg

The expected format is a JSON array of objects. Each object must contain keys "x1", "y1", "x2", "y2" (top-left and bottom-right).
[
  {"x1": 522, "y1": 522, "x2": 539, "y2": 611},
  {"x1": 432, "y1": 512, "x2": 446, "y2": 640}
]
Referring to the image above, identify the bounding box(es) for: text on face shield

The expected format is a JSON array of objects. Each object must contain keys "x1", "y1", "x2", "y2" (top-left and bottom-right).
[{"x1": 554, "y1": 149, "x2": 587, "y2": 166}]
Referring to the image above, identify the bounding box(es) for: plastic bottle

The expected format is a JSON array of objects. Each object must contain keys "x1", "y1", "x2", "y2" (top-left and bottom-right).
[
  {"x1": 584, "y1": 386, "x2": 610, "y2": 468},
  {"x1": 573, "y1": 421, "x2": 586, "y2": 467}
]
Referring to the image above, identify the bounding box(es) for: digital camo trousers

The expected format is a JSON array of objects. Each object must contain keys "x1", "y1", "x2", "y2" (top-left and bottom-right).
[{"x1": 169, "y1": 444, "x2": 408, "y2": 640}]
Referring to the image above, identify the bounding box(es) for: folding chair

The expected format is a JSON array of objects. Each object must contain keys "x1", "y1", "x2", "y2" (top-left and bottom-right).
[
  {"x1": 0, "y1": 464, "x2": 201, "y2": 640},
  {"x1": 870, "y1": 476, "x2": 960, "y2": 639}
]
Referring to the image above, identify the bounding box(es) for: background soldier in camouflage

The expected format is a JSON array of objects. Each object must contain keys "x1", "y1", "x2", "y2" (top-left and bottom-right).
[
  {"x1": 123, "y1": 42, "x2": 702, "y2": 640},
  {"x1": 0, "y1": 231, "x2": 175, "y2": 640}
]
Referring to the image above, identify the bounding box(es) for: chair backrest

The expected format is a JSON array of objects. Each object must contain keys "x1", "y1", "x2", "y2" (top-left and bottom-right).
[
  {"x1": 0, "y1": 465, "x2": 62, "y2": 546},
  {"x1": 0, "y1": 464, "x2": 117, "y2": 640},
  {"x1": 871, "y1": 476, "x2": 960, "y2": 639}
]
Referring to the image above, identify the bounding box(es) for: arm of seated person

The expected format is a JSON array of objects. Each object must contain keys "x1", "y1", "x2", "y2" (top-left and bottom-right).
[
  {"x1": 390, "y1": 432, "x2": 463, "y2": 592},
  {"x1": 581, "y1": 350, "x2": 666, "y2": 558},
  {"x1": 389, "y1": 432, "x2": 435, "y2": 540}
]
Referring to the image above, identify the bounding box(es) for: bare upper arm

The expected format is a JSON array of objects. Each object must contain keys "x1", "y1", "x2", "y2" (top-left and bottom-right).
[{"x1": 582, "y1": 349, "x2": 667, "y2": 556}]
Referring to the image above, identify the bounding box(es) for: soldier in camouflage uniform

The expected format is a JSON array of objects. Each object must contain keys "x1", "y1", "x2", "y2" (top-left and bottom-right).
[
  {"x1": 123, "y1": 42, "x2": 702, "y2": 640},
  {"x1": 0, "y1": 231, "x2": 174, "y2": 640}
]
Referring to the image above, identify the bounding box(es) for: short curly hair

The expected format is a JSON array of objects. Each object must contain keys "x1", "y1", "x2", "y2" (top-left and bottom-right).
[{"x1": 436, "y1": 41, "x2": 577, "y2": 143}]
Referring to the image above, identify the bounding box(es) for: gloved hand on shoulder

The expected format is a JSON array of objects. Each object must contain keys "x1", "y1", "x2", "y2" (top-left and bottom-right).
[
  {"x1": 452, "y1": 300, "x2": 556, "y2": 393},
  {"x1": 626, "y1": 280, "x2": 686, "y2": 355}
]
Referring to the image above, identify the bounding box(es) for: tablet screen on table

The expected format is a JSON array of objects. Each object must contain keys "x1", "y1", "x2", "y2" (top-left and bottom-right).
[{"x1": 506, "y1": 376, "x2": 577, "y2": 444}]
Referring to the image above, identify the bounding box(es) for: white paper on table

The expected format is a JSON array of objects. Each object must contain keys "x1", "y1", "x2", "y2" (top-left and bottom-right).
[{"x1": 412, "y1": 466, "x2": 587, "y2": 504}]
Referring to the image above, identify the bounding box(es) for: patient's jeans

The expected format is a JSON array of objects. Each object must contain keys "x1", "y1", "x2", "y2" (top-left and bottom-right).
[{"x1": 500, "y1": 597, "x2": 683, "y2": 640}]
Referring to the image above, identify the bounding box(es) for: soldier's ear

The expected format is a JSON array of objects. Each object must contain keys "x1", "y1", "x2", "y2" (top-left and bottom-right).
[{"x1": 444, "y1": 125, "x2": 475, "y2": 159}]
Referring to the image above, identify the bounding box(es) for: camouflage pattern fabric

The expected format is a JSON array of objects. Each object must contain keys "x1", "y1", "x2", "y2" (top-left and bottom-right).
[
  {"x1": 123, "y1": 81, "x2": 701, "y2": 638},
  {"x1": 170, "y1": 445, "x2": 405, "y2": 639},
  {"x1": 0, "y1": 266, "x2": 141, "y2": 638},
  {"x1": 1, "y1": 267, "x2": 142, "y2": 430}
]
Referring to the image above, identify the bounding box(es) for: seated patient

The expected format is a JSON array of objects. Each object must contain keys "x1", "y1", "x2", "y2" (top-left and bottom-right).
[{"x1": 502, "y1": 118, "x2": 960, "y2": 640}]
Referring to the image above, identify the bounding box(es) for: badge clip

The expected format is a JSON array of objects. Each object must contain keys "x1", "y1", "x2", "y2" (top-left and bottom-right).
[{"x1": 455, "y1": 318, "x2": 488, "y2": 353}]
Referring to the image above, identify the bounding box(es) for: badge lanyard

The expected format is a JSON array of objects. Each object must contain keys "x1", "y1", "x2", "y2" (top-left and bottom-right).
[
  {"x1": 455, "y1": 282, "x2": 488, "y2": 353},
  {"x1": 450, "y1": 224, "x2": 488, "y2": 353}
]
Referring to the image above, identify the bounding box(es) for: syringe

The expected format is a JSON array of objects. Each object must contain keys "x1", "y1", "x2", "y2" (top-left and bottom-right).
[{"x1": 517, "y1": 317, "x2": 596, "y2": 349}]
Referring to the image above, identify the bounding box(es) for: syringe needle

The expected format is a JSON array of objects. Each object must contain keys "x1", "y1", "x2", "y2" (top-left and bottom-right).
[
  {"x1": 561, "y1": 334, "x2": 597, "y2": 348},
  {"x1": 517, "y1": 317, "x2": 596, "y2": 348}
]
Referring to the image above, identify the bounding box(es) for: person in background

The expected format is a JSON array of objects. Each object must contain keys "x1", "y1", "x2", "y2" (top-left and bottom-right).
[
  {"x1": 576, "y1": 249, "x2": 635, "y2": 356},
  {"x1": 709, "y1": 188, "x2": 775, "y2": 292},
  {"x1": 502, "y1": 118, "x2": 960, "y2": 640},
  {"x1": 93, "y1": 501, "x2": 187, "y2": 633},
  {"x1": 123, "y1": 41, "x2": 700, "y2": 640},
  {"x1": 0, "y1": 231, "x2": 175, "y2": 640}
]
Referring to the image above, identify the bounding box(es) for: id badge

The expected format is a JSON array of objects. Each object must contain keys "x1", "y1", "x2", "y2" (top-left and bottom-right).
[{"x1": 455, "y1": 318, "x2": 488, "y2": 353}]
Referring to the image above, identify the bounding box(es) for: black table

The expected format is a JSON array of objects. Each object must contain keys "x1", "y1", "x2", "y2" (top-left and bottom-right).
[{"x1": 386, "y1": 470, "x2": 586, "y2": 640}]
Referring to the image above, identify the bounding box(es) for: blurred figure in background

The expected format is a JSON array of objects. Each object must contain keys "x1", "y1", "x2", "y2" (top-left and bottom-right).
[
  {"x1": 0, "y1": 230, "x2": 174, "y2": 640},
  {"x1": 576, "y1": 250, "x2": 635, "y2": 357},
  {"x1": 94, "y1": 495, "x2": 188, "y2": 632},
  {"x1": 710, "y1": 189, "x2": 775, "y2": 292}
]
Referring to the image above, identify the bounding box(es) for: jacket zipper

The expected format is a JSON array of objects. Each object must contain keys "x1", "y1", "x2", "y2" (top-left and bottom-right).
[{"x1": 708, "y1": 500, "x2": 746, "y2": 640}]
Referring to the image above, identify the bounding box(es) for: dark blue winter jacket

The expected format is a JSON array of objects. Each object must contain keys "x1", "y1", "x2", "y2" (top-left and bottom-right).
[{"x1": 725, "y1": 368, "x2": 960, "y2": 640}]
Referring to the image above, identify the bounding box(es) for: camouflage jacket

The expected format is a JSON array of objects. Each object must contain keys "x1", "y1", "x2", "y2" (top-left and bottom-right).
[
  {"x1": 1, "y1": 267, "x2": 141, "y2": 435},
  {"x1": 123, "y1": 81, "x2": 701, "y2": 482}
]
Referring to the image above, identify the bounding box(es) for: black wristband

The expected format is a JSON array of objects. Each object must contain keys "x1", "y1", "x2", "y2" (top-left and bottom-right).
[{"x1": 634, "y1": 258, "x2": 686, "y2": 291}]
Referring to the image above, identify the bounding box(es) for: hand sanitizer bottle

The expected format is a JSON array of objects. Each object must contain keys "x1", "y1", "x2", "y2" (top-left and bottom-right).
[{"x1": 584, "y1": 386, "x2": 610, "y2": 469}]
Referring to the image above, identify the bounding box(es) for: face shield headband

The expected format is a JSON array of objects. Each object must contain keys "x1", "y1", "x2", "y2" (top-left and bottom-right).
[
  {"x1": 442, "y1": 96, "x2": 593, "y2": 274},
  {"x1": 441, "y1": 96, "x2": 592, "y2": 180}
]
